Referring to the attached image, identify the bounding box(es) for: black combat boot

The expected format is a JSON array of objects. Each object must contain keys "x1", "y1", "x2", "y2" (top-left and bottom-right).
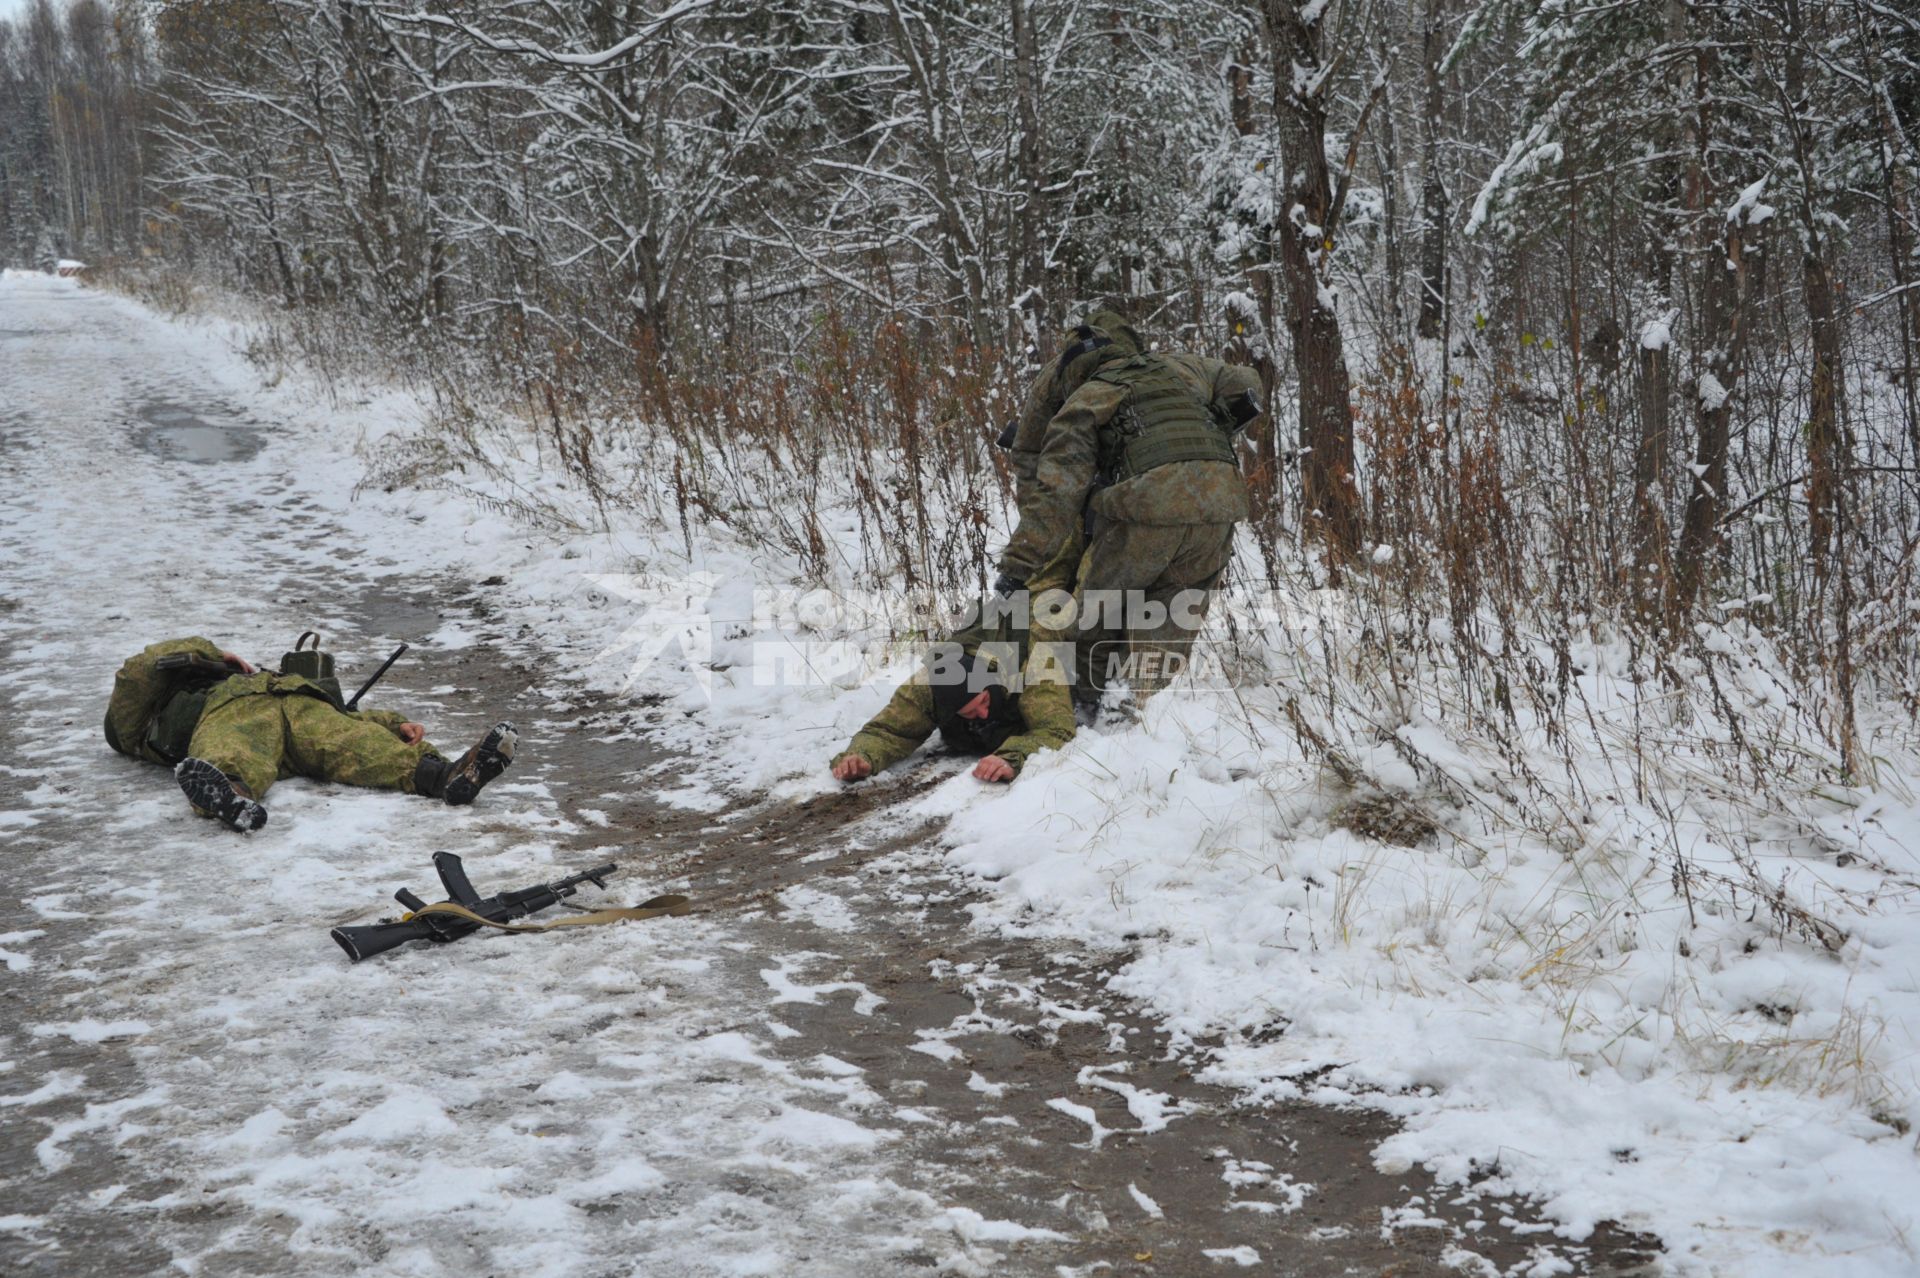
[
  {"x1": 174, "y1": 758, "x2": 269, "y2": 832},
  {"x1": 413, "y1": 721, "x2": 517, "y2": 806}
]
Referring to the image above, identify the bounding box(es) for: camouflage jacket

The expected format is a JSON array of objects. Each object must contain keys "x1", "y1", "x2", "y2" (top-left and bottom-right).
[
  {"x1": 104, "y1": 637, "x2": 410, "y2": 767},
  {"x1": 1002, "y1": 312, "x2": 1144, "y2": 581},
  {"x1": 1006, "y1": 348, "x2": 1071, "y2": 502},
  {"x1": 999, "y1": 352, "x2": 1258, "y2": 581}
]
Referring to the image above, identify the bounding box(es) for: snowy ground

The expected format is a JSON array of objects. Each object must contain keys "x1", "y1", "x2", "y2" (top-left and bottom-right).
[
  {"x1": 346, "y1": 290, "x2": 1920, "y2": 1270},
  {"x1": 3, "y1": 271, "x2": 1917, "y2": 1276},
  {"x1": 0, "y1": 273, "x2": 1055, "y2": 1276},
  {"x1": 0, "y1": 274, "x2": 1633, "y2": 1277}
]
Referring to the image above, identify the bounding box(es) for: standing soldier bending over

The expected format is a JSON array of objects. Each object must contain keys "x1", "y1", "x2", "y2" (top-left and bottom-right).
[
  {"x1": 999, "y1": 309, "x2": 1144, "y2": 583},
  {"x1": 996, "y1": 327, "x2": 1260, "y2": 700},
  {"x1": 104, "y1": 637, "x2": 516, "y2": 832}
]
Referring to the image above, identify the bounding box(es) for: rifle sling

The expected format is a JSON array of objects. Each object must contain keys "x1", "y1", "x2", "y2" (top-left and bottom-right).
[{"x1": 403, "y1": 895, "x2": 692, "y2": 934}]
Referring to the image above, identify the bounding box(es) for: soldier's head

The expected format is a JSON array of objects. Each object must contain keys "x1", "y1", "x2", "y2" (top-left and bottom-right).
[
  {"x1": 931, "y1": 657, "x2": 1010, "y2": 722},
  {"x1": 1054, "y1": 307, "x2": 1141, "y2": 398},
  {"x1": 1078, "y1": 307, "x2": 1142, "y2": 356}
]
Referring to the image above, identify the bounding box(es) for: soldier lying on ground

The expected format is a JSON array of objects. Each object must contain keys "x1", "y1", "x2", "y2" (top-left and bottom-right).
[
  {"x1": 104, "y1": 636, "x2": 516, "y2": 832},
  {"x1": 831, "y1": 541, "x2": 1082, "y2": 785}
]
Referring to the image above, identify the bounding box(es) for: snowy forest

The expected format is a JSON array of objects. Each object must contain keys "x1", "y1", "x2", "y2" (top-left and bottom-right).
[
  {"x1": 7, "y1": 2, "x2": 1917, "y2": 673},
  {"x1": 5, "y1": 2, "x2": 1920, "y2": 1270}
]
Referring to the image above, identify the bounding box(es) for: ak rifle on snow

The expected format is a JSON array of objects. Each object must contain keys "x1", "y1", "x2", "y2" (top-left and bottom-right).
[{"x1": 331, "y1": 853, "x2": 690, "y2": 962}]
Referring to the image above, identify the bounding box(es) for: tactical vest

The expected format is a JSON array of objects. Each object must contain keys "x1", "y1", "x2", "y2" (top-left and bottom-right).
[
  {"x1": 144, "y1": 688, "x2": 211, "y2": 765},
  {"x1": 1090, "y1": 355, "x2": 1238, "y2": 481}
]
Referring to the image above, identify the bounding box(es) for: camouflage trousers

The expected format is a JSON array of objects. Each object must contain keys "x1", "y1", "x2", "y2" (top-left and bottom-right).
[
  {"x1": 187, "y1": 693, "x2": 440, "y2": 802},
  {"x1": 1073, "y1": 519, "x2": 1235, "y2": 700}
]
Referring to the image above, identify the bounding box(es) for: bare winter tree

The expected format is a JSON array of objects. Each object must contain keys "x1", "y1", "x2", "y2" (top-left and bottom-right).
[{"x1": 1258, "y1": 0, "x2": 1374, "y2": 565}]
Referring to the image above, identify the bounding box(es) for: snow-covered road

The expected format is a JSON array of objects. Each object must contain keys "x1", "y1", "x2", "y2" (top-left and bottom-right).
[
  {"x1": 0, "y1": 274, "x2": 1675, "y2": 1277},
  {"x1": 0, "y1": 275, "x2": 994, "y2": 1276}
]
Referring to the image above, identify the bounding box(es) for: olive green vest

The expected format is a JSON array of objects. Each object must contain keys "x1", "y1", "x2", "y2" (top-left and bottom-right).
[
  {"x1": 1091, "y1": 354, "x2": 1238, "y2": 481},
  {"x1": 144, "y1": 688, "x2": 210, "y2": 764}
]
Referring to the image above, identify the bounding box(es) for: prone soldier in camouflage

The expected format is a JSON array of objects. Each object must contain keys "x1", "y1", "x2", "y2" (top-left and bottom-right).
[
  {"x1": 997, "y1": 326, "x2": 1261, "y2": 700},
  {"x1": 103, "y1": 636, "x2": 518, "y2": 832},
  {"x1": 831, "y1": 539, "x2": 1082, "y2": 784}
]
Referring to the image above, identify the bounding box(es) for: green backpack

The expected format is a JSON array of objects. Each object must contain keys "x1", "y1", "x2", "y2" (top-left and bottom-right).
[{"x1": 280, "y1": 631, "x2": 345, "y2": 705}]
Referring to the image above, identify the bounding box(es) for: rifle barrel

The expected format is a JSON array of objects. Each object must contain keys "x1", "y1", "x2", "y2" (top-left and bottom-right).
[
  {"x1": 554, "y1": 864, "x2": 618, "y2": 890},
  {"x1": 345, "y1": 643, "x2": 409, "y2": 711},
  {"x1": 491, "y1": 863, "x2": 617, "y2": 917}
]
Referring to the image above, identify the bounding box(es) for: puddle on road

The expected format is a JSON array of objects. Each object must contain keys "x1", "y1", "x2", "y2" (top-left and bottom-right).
[{"x1": 131, "y1": 401, "x2": 265, "y2": 464}]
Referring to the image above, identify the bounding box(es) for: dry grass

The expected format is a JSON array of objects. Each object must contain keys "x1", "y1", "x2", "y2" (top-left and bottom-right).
[{"x1": 1332, "y1": 792, "x2": 1440, "y2": 847}]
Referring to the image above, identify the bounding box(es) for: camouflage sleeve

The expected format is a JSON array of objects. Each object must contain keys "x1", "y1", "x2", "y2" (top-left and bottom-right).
[
  {"x1": 1162, "y1": 353, "x2": 1259, "y2": 415},
  {"x1": 993, "y1": 634, "x2": 1077, "y2": 775},
  {"x1": 998, "y1": 379, "x2": 1128, "y2": 582},
  {"x1": 1008, "y1": 354, "x2": 1066, "y2": 488},
  {"x1": 1000, "y1": 356, "x2": 1069, "y2": 582},
  {"x1": 832, "y1": 677, "x2": 938, "y2": 775},
  {"x1": 1211, "y1": 359, "x2": 1261, "y2": 407},
  {"x1": 103, "y1": 636, "x2": 226, "y2": 761},
  {"x1": 349, "y1": 708, "x2": 413, "y2": 736}
]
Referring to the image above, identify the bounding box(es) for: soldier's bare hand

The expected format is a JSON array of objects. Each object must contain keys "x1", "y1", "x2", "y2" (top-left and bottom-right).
[
  {"x1": 397, "y1": 722, "x2": 427, "y2": 745},
  {"x1": 973, "y1": 756, "x2": 1015, "y2": 783},
  {"x1": 220, "y1": 651, "x2": 256, "y2": 674},
  {"x1": 832, "y1": 755, "x2": 872, "y2": 782}
]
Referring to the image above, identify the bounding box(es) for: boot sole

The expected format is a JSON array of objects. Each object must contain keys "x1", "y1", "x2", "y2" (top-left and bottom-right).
[
  {"x1": 175, "y1": 758, "x2": 268, "y2": 832},
  {"x1": 444, "y1": 721, "x2": 517, "y2": 806}
]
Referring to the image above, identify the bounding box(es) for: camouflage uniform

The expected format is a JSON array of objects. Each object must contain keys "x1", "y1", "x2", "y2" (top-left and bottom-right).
[
  {"x1": 104, "y1": 637, "x2": 440, "y2": 804},
  {"x1": 833, "y1": 540, "x2": 1081, "y2": 778},
  {"x1": 999, "y1": 349, "x2": 1260, "y2": 698},
  {"x1": 1000, "y1": 311, "x2": 1143, "y2": 584}
]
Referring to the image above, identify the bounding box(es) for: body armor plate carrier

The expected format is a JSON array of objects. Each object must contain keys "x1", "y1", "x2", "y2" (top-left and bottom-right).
[{"x1": 1090, "y1": 354, "x2": 1239, "y2": 482}]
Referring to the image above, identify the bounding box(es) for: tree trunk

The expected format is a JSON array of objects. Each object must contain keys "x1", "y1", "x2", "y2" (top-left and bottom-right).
[
  {"x1": 1631, "y1": 305, "x2": 1672, "y2": 618},
  {"x1": 1262, "y1": 0, "x2": 1362, "y2": 565},
  {"x1": 884, "y1": 0, "x2": 989, "y2": 348},
  {"x1": 1674, "y1": 214, "x2": 1764, "y2": 613},
  {"x1": 1225, "y1": 38, "x2": 1282, "y2": 552},
  {"x1": 1876, "y1": 139, "x2": 1920, "y2": 471},
  {"x1": 1629, "y1": 0, "x2": 1694, "y2": 622},
  {"x1": 1415, "y1": 0, "x2": 1447, "y2": 340},
  {"x1": 1009, "y1": 0, "x2": 1046, "y2": 339},
  {"x1": 1801, "y1": 258, "x2": 1844, "y2": 574}
]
